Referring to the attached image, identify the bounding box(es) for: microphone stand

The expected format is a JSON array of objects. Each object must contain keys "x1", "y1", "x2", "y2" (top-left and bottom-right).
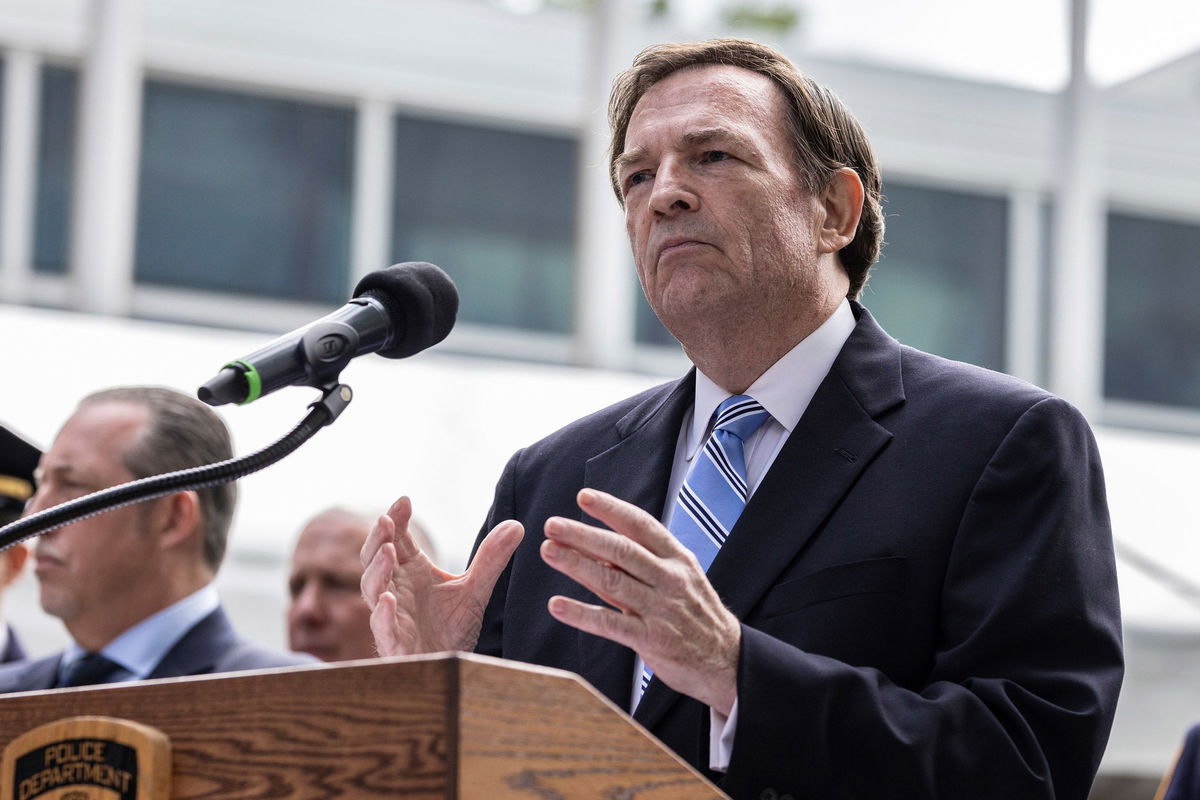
[{"x1": 0, "y1": 383, "x2": 354, "y2": 551}]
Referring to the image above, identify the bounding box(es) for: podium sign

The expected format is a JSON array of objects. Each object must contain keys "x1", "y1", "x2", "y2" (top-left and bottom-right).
[{"x1": 1, "y1": 717, "x2": 170, "y2": 800}]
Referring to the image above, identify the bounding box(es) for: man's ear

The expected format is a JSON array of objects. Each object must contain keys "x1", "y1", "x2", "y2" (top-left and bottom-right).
[
  {"x1": 152, "y1": 491, "x2": 202, "y2": 552},
  {"x1": 817, "y1": 167, "x2": 865, "y2": 255},
  {"x1": 0, "y1": 544, "x2": 29, "y2": 589}
]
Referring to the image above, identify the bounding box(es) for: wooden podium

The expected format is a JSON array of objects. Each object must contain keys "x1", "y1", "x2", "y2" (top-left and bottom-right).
[{"x1": 0, "y1": 653, "x2": 727, "y2": 799}]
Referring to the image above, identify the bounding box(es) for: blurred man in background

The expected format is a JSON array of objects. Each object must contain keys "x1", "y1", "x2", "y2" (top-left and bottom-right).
[
  {"x1": 0, "y1": 386, "x2": 313, "y2": 691},
  {"x1": 288, "y1": 506, "x2": 434, "y2": 662},
  {"x1": 0, "y1": 426, "x2": 37, "y2": 662}
]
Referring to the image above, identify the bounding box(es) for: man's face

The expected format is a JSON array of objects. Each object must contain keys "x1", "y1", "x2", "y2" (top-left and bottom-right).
[
  {"x1": 287, "y1": 512, "x2": 375, "y2": 662},
  {"x1": 27, "y1": 401, "x2": 160, "y2": 629},
  {"x1": 616, "y1": 65, "x2": 828, "y2": 344}
]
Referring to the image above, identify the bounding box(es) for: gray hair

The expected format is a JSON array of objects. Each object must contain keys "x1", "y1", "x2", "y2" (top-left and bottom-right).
[{"x1": 80, "y1": 386, "x2": 235, "y2": 570}]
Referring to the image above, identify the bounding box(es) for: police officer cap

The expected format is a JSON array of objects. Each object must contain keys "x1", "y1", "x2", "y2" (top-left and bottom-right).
[{"x1": 0, "y1": 426, "x2": 40, "y2": 518}]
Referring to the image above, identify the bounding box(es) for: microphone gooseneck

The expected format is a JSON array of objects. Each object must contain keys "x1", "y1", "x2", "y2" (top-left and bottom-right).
[{"x1": 0, "y1": 384, "x2": 354, "y2": 550}]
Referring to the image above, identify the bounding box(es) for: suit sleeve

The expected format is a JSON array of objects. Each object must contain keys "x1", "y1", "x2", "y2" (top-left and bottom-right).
[
  {"x1": 723, "y1": 397, "x2": 1124, "y2": 800},
  {"x1": 471, "y1": 448, "x2": 523, "y2": 659}
]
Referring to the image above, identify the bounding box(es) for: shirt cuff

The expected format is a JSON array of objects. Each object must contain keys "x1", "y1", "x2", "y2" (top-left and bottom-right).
[{"x1": 709, "y1": 696, "x2": 738, "y2": 772}]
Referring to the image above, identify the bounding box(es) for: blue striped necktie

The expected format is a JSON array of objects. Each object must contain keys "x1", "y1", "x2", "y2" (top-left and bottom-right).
[{"x1": 638, "y1": 394, "x2": 770, "y2": 700}]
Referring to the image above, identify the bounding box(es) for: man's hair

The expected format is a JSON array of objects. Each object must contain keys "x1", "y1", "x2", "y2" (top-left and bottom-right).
[
  {"x1": 79, "y1": 386, "x2": 235, "y2": 570},
  {"x1": 607, "y1": 38, "x2": 884, "y2": 299}
]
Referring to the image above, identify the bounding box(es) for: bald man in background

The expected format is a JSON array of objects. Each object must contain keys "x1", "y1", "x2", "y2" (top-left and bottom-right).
[{"x1": 287, "y1": 507, "x2": 434, "y2": 662}]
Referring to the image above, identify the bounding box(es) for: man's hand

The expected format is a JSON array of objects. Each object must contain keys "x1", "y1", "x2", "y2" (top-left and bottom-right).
[
  {"x1": 360, "y1": 496, "x2": 523, "y2": 656},
  {"x1": 540, "y1": 488, "x2": 740, "y2": 715}
]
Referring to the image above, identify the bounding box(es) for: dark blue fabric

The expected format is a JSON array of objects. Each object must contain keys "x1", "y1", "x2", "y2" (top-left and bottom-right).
[
  {"x1": 0, "y1": 625, "x2": 25, "y2": 664},
  {"x1": 56, "y1": 652, "x2": 122, "y2": 688},
  {"x1": 1165, "y1": 724, "x2": 1200, "y2": 800},
  {"x1": 0, "y1": 606, "x2": 314, "y2": 692},
  {"x1": 470, "y1": 303, "x2": 1123, "y2": 800}
]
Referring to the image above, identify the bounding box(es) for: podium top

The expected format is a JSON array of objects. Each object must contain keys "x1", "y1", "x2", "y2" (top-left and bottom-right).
[{"x1": 0, "y1": 652, "x2": 727, "y2": 800}]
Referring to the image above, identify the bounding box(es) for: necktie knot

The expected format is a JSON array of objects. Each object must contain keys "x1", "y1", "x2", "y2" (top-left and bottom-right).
[
  {"x1": 59, "y1": 652, "x2": 123, "y2": 688},
  {"x1": 712, "y1": 395, "x2": 769, "y2": 443}
]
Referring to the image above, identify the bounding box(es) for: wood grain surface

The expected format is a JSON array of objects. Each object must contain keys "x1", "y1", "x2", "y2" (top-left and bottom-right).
[
  {"x1": 0, "y1": 654, "x2": 725, "y2": 799},
  {"x1": 458, "y1": 656, "x2": 727, "y2": 800}
]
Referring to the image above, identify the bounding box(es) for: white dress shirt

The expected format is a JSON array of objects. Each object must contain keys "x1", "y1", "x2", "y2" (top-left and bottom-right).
[
  {"x1": 630, "y1": 298, "x2": 857, "y2": 770},
  {"x1": 58, "y1": 583, "x2": 221, "y2": 684}
]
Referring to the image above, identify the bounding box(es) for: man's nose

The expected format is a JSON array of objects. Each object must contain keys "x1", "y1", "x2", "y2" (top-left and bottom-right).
[
  {"x1": 293, "y1": 584, "x2": 326, "y2": 621},
  {"x1": 24, "y1": 486, "x2": 48, "y2": 516},
  {"x1": 648, "y1": 161, "x2": 700, "y2": 217}
]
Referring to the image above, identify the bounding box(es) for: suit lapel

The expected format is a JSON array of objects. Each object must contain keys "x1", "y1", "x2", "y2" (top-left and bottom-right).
[
  {"x1": 581, "y1": 374, "x2": 694, "y2": 527},
  {"x1": 575, "y1": 375, "x2": 694, "y2": 707},
  {"x1": 2, "y1": 626, "x2": 26, "y2": 663},
  {"x1": 18, "y1": 655, "x2": 63, "y2": 690},
  {"x1": 634, "y1": 306, "x2": 905, "y2": 731},
  {"x1": 147, "y1": 607, "x2": 235, "y2": 679},
  {"x1": 710, "y1": 375, "x2": 893, "y2": 617}
]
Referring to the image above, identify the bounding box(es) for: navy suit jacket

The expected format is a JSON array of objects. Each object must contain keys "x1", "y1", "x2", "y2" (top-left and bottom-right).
[
  {"x1": 1163, "y1": 723, "x2": 1200, "y2": 800},
  {"x1": 0, "y1": 606, "x2": 313, "y2": 692},
  {"x1": 472, "y1": 305, "x2": 1123, "y2": 800},
  {"x1": 0, "y1": 625, "x2": 25, "y2": 664}
]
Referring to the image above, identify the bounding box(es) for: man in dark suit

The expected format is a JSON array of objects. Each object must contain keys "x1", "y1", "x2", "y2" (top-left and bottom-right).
[
  {"x1": 0, "y1": 426, "x2": 39, "y2": 663},
  {"x1": 361, "y1": 39, "x2": 1123, "y2": 799},
  {"x1": 0, "y1": 386, "x2": 312, "y2": 692}
]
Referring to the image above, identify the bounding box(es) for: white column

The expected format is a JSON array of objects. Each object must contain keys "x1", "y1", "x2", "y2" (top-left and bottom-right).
[
  {"x1": 349, "y1": 97, "x2": 395, "y2": 288},
  {"x1": 1005, "y1": 186, "x2": 1043, "y2": 385},
  {"x1": 68, "y1": 0, "x2": 144, "y2": 316},
  {"x1": 0, "y1": 51, "x2": 39, "y2": 304},
  {"x1": 1047, "y1": 0, "x2": 1106, "y2": 418},
  {"x1": 572, "y1": 0, "x2": 638, "y2": 370}
]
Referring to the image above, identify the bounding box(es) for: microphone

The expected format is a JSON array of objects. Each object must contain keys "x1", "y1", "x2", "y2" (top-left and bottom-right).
[{"x1": 197, "y1": 262, "x2": 458, "y2": 406}]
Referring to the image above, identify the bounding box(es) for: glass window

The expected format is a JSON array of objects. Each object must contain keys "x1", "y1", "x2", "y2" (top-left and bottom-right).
[
  {"x1": 135, "y1": 81, "x2": 354, "y2": 303},
  {"x1": 34, "y1": 65, "x2": 76, "y2": 274},
  {"x1": 865, "y1": 181, "x2": 1008, "y2": 371},
  {"x1": 391, "y1": 116, "x2": 576, "y2": 334},
  {"x1": 1105, "y1": 212, "x2": 1200, "y2": 408}
]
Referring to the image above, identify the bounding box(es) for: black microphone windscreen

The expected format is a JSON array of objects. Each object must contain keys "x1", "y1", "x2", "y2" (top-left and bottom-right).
[{"x1": 353, "y1": 262, "x2": 459, "y2": 358}]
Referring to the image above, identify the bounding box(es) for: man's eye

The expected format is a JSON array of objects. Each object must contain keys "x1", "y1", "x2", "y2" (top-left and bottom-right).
[
  {"x1": 626, "y1": 170, "x2": 651, "y2": 190},
  {"x1": 332, "y1": 577, "x2": 361, "y2": 594},
  {"x1": 702, "y1": 150, "x2": 730, "y2": 163},
  {"x1": 54, "y1": 481, "x2": 90, "y2": 499}
]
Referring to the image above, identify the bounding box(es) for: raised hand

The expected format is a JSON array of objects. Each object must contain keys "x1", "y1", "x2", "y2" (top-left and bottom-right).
[
  {"x1": 360, "y1": 495, "x2": 523, "y2": 656},
  {"x1": 539, "y1": 488, "x2": 740, "y2": 715}
]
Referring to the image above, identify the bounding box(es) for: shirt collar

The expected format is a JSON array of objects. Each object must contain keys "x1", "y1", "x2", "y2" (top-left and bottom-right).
[
  {"x1": 687, "y1": 298, "x2": 856, "y2": 459},
  {"x1": 62, "y1": 583, "x2": 220, "y2": 678}
]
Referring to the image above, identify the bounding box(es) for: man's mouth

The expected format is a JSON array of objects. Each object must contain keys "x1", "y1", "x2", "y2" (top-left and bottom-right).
[
  {"x1": 34, "y1": 551, "x2": 65, "y2": 573},
  {"x1": 657, "y1": 238, "x2": 710, "y2": 263}
]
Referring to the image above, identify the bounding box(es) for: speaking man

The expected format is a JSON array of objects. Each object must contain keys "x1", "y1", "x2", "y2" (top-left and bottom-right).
[
  {"x1": 361, "y1": 39, "x2": 1122, "y2": 800},
  {"x1": 0, "y1": 386, "x2": 313, "y2": 691}
]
